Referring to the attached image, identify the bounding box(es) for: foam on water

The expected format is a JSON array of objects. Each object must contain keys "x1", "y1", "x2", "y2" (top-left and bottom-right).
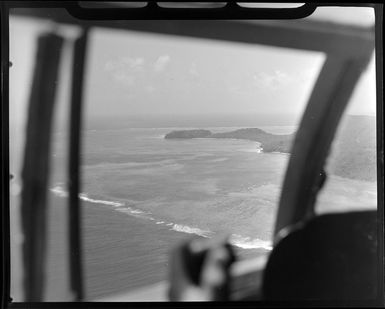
[
  {"x1": 239, "y1": 148, "x2": 263, "y2": 153},
  {"x1": 130, "y1": 209, "x2": 145, "y2": 214},
  {"x1": 210, "y1": 157, "x2": 229, "y2": 163},
  {"x1": 79, "y1": 193, "x2": 124, "y2": 207},
  {"x1": 230, "y1": 234, "x2": 272, "y2": 250},
  {"x1": 51, "y1": 185, "x2": 123, "y2": 207},
  {"x1": 50, "y1": 184, "x2": 272, "y2": 251},
  {"x1": 170, "y1": 224, "x2": 213, "y2": 238},
  {"x1": 114, "y1": 207, "x2": 151, "y2": 218}
]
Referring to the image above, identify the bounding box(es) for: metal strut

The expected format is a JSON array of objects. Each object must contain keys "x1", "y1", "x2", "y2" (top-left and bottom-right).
[
  {"x1": 68, "y1": 28, "x2": 89, "y2": 301},
  {"x1": 20, "y1": 33, "x2": 64, "y2": 302}
]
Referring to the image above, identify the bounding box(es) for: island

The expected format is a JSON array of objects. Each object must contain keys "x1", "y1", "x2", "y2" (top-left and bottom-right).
[
  {"x1": 164, "y1": 129, "x2": 212, "y2": 139},
  {"x1": 165, "y1": 127, "x2": 294, "y2": 153},
  {"x1": 164, "y1": 115, "x2": 376, "y2": 182}
]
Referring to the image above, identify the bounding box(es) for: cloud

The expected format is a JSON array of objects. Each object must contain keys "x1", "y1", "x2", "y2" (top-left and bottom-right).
[
  {"x1": 104, "y1": 56, "x2": 145, "y2": 86},
  {"x1": 145, "y1": 85, "x2": 156, "y2": 93},
  {"x1": 253, "y1": 70, "x2": 292, "y2": 89},
  {"x1": 113, "y1": 71, "x2": 135, "y2": 86},
  {"x1": 122, "y1": 56, "x2": 145, "y2": 71},
  {"x1": 189, "y1": 62, "x2": 199, "y2": 76},
  {"x1": 154, "y1": 55, "x2": 170, "y2": 72},
  {"x1": 105, "y1": 56, "x2": 145, "y2": 72}
]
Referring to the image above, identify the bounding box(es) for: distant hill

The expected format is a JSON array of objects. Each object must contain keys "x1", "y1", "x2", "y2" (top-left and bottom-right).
[
  {"x1": 164, "y1": 115, "x2": 376, "y2": 182},
  {"x1": 165, "y1": 128, "x2": 294, "y2": 153},
  {"x1": 328, "y1": 115, "x2": 376, "y2": 182},
  {"x1": 210, "y1": 128, "x2": 293, "y2": 153},
  {"x1": 164, "y1": 129, "x2": 212, "y2": 139}
]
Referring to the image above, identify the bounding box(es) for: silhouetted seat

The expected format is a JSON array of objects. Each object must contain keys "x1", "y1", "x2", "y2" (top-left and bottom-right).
[{"x1": 262, "y1": 210, "x2": 378, "y2": 301}]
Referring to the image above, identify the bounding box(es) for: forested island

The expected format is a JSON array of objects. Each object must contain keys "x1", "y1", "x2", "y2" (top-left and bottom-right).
[
  {"x1": 165, "y1": 128, "x2": 293, "y2": 153},
  {"x1": 164, "y1": 115, "x2": 376, "y2": 182}
]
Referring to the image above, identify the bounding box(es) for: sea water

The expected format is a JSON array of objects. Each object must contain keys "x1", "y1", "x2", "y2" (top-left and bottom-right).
[
  {"x1": 52, "y1": 127, "x2": 292, "y2": 249},
  {"x1": 47, "y1": 125, "x2": 376, "y2": 299},
  {"x1": 47, "y1": 126, "x2": 290, "y2": 298}
]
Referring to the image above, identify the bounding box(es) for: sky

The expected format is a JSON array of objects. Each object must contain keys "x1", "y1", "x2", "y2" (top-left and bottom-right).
[
  {"x1": 85, "y1": 27, "x2": 325, "y2": 119},
  {"x1": 9, "y1": 6, "x2": 376, "y2": 129}
]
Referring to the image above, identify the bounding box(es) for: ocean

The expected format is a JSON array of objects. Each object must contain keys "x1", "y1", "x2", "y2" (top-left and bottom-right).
[
  {"x1": 11, "y1": 124, "x2": 376, "y2": 301},
  {"x1": 48, "y1": 125, "x2": 294, "y2": 299}
]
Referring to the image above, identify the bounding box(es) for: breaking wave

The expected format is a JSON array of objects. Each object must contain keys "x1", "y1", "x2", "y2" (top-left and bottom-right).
[
  {"x1": 51, "y1": 185, "x2": 123, "y2": 207},
  {"x1": 79, "y1": 193, "x2": 124, "y2": 207},
  {"x1": 50, "y1": 184, "x2": 272, "y2": 251},
  {"x1": 171, "y1": 224, "x2": 213, "y2": 238},
  {"x1": 230, "y1": 234, "x2": 272, "y2": 250},
  {"x1": 169, "y1": 226, "x2": 272, "y2": 250}
]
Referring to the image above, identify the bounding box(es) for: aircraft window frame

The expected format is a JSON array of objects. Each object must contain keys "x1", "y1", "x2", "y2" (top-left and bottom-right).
[{"x1": 3, "y1": 2, "x2": 381, "y2": 303}]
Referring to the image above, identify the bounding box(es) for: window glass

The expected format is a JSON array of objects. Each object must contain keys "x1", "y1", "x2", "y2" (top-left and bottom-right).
[
  {"x1": 316, "y1": 53, "x2": 376, "y2": 214},
  {"x1": 9, "y1": 15, "x2": 80, "y2": 301},
  {"x1": 9, "y1": 6, "x2": 376, "y2": 302},
  {"x1": 79, "y1": 25, "x2": 324, "y2": 299}
]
